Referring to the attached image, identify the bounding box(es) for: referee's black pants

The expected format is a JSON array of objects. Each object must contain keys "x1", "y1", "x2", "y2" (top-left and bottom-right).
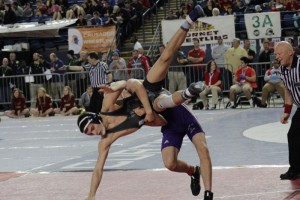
[
  {"x1": 288, "y1": 108, "x2": 300, "y2": 172},
  {"x1": 87, "y1": 88, "x2": 104, "y2": 114}
]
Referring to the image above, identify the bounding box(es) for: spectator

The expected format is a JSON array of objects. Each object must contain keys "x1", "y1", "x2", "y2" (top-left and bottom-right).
[
  {"x1": 203, "y1": 0, "x2": 214, "y2": 16},
  {"x1": 23, "y1": 2, "x2": 33, "y2": 18},
  {"x1": 75, "y1": 14, "x2": 87, "y2": 26},
  {"x1": 128, "y1": 49, "x2": 151, "y2": 79},
  {"x1": 4, "y1": 88, "x2": 30, "y2": 118},
  {"x1": 34, "y1": 0, "x2": 48, "y2": 17},
  {"x1": 224, "y1": 38, "x2": 248, "y2": 73},
  {"x1": 30, "y1": 87, "x2": 54, "y2": 117},
  {"x1": 228, "y1": 56, "x2": 257, "y2": 108},
  {"x1": 65, "y1": 50, "x2": 78, "y2": 96},
  {"x1": 168, "y1": 47, "x2": 188, "y2": 93},
  {"x1": 49, "y1": 0, "x2": 62, "y2": 20},
  {"x1": 49, "y1": 53, "x2": 65, "y2": 101},
  {"x1": 91, "y1": 11, "x2": 103, "y2": 25},
  {"x1": 66, "y1": 4, "x2": 86, "y2": 19},
  {"x1": 28, "y1": 53, "x2": 47, "y2": 108},
  {"x1": 258, "y1": 38, "x2": 274, "y2": 63},
  {"x1": 211, "y1": 36, "x2": 229, "y2": 65},
  {"x1": 199, "y1": 60, "x2": 222, "y2": 110},
  {"x1": 178, "y1": 6, "x2": 189, "y2": 19},
  {"x1": 258, "y1": 59, "x2": 285, "y2": 108},
  {"x1": 187, "y1": 38, "x2": 206, "y2": 103},
  {"x1": 254, "y1": 5, "x2": 262, "y2": 13},
  {"x1": 109, "y1": 51, "x2": 127, "y2": 81},
  {"x1": 54, "y1": 86, "x2": 79, "y2": 116},
  {"x1": 78, "y1": 85, "x2": 92, "y2": 110},
  {"x1": 3, "y1": 4, "x2": 17, "y2": 24},
  {"x1": 165, "y1": 9, "x2": 178, "y2": 19},
  {"x1": 122, "y1": 0, "x2": 138, "y2": 32},
  {"x1": 286, "y1": 0, "x2": 298, "y2": 11},
  {"x1": 0, "y1": 58, "x2": 13, "y2": 110},
  {"x1": 132, "y1": 34, "x2": 143, "y2": 50},
  {"x1": 212, "y1": 7, "x2": 220, "y2": 16},
  {"x1": 243, "y1": 39, "x2": 256, "y2": 63},
  {"x1": 101, "y1": 0, "x2": 113, "y2": 18},
  {"x1": 11, "y1": 2, "x2": 24, "y2": 18}
]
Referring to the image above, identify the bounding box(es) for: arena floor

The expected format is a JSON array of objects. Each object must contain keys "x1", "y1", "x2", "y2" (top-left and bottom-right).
[{"x1": 0, "y1": 102, "x2": 299, "y2": 200}]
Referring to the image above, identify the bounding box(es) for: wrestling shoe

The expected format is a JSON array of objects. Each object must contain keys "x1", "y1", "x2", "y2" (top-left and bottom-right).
[
  {"x1": 188, "y1": 81, "x2": 205, "y2": 96},
  {"x1": 280, "y1": 170, "x2": 300, "y2": 180},
  {"x1": 190, "y1": 166, "x2": 201, "y2": 196},
  {"x1": 204, "y1": 190, "x2": 214, "y2": 200},
  {"x1": 186, "y1": 5, "x2": 205, "y2": 23}
]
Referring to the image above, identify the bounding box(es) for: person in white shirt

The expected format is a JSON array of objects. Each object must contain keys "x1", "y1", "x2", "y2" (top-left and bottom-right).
[
  {"x1": 211, "y1": 37, "x2": 229, "y2": 66},
  {"x1": 259, "y1": 59, "x2": 285, "y2": 107}
]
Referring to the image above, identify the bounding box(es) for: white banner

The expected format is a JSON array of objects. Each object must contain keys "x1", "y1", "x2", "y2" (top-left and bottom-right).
[
  {"x1": 245, "y1": 12, "x2": 281, "y2": 39},
  {"x1": 161, "y1": 15, "x2": 235, "y2": 46}
]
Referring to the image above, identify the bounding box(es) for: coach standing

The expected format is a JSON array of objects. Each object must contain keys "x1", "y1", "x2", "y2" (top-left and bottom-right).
[
  {"x1": 275, "y1": 41, "x2": 300, "y2": 180},
  {"x1": 67, "y1": 52, "x2": 112, "y2": 114}
]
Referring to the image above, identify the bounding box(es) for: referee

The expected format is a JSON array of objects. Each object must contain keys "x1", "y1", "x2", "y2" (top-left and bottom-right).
[
  {"x1": 275, "y1": 41, "x2": 300, "y2": 180},
  {"x1": 67, "y1": 52, "x2": 112, "y2": 114}
]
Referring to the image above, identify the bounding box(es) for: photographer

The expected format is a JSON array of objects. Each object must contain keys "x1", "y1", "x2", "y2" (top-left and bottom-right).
[{"x1": 109, "y1": 51, "x2": 127, "y2": 81}]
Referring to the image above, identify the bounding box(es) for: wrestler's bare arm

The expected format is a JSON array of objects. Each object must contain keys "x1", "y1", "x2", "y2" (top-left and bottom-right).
[{"x1": 86, "y1": 128, "x2": 140, "y2": 200}]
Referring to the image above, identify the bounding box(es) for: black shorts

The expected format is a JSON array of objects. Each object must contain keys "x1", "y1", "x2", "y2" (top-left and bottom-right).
[{"x1": 143, "y1": 78, "x2": 164, "y2": 92}]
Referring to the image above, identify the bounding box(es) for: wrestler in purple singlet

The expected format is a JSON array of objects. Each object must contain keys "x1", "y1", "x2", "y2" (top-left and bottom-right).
[{"x1": 160, "y1": 104, "x2": 204, "y2": 150}]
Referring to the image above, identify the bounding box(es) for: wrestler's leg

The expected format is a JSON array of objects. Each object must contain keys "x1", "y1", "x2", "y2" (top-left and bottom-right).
[
  {"x1": 192, "y1": 132, "x2": 212, "y2": 191},
  {"x1": 146, "y1": 5, "x2": 205, "y2": 84}
]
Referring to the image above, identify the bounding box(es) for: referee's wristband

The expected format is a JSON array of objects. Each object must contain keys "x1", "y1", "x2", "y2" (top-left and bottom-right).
[{"x1": 284, "y1": 104, "x2": 293, "y2": 114}]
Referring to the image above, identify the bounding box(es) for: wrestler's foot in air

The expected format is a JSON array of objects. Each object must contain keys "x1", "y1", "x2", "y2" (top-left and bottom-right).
[
  {"x1": 186, "y1": 5, "x2": 205, "y2": 23},
  {"x1": 190, "y1": 165, "x2": 201, "y2": 196},
  {"x1": 188, "y1": 82, "x2": 205, "y2": 96}
]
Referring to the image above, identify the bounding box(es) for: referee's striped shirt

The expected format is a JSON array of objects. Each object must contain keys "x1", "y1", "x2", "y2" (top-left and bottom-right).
[
  {"x1": 280, "y1": 55, "x2": 300, "y2": 107},
  {"x1": 84, "y1": 61, "x2": 111, "y2": 88}
]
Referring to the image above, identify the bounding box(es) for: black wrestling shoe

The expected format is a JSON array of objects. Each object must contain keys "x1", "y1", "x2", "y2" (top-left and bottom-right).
[
  {"x1": 280, "y1": 170, "x2": 300, "y2": 180},
  {"x1": 190, "y1": 166, "x2": 201, "y2": 196},
  {"x1": 204, "y1": 190, "x2": 214, "y2": 200}
]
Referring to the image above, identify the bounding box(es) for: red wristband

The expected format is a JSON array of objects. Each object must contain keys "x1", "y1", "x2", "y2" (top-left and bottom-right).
[{"x1": 284, "y1": 104, "x2": 292, "y2": 114}]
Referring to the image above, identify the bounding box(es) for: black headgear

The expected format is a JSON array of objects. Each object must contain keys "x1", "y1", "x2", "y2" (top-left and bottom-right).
[{"x1": 77, "y1": 112, "x2": 102, "y2": 133}]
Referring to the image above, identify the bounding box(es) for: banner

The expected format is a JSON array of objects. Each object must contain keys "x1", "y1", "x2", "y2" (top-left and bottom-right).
[
  {"x1": 161, "y1": 15, "x2": 235, "y2": 46},
  {"x1": 245, "y1": 12, "x2": 281, "y2": 39},
  {"x1": 68, "y1": 26, "x2": 116, "y2": 54}
]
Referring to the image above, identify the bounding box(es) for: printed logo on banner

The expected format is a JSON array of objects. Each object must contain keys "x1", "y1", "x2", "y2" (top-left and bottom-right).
[{"x1": 161, "y1": 15, "x2": 235, "y2": 46}]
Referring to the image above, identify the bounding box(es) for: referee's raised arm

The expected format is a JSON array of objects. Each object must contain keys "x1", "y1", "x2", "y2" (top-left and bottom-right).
[{"x1": 73, "y1": 52, "x2": 112, "y2": 114}]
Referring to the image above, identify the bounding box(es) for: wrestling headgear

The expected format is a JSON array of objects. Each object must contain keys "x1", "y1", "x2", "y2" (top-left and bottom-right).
[{"x1": 77, "y1": 112, "x2": 102, "y2": 133}]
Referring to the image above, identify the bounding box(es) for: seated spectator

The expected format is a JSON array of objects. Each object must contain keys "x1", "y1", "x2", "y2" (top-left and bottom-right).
[
  {"x1": 228, "y1": 56, "x2": 257, "y2": 108},
  {"x1": 199, "y1": 60, "x2": 222, "y2": 110},
  {"x1": 178, "y1": 6, "x2": 189, "y2": 19},
  {"x1": 3, "y1": 4, "x2": 17, "y2": 24},
  {"x1": 66, "y1": 4, "x2": 86, "y2": 19},
  {"x1": 78, "y1": 85, "x2": 93, "y2": 110},
  {"x1": 212, "y1": 7, "x2": 220, "y2": 16},
  {"x1": 76, "y1": 14, "x2": 87, "y2": 26},
  {"x1": 254, "y1": 5, "x2": 262, "y2": 13},
  {"x1": 11, "y1": 2, "x2": 24, "y2": 18},
  {"x1": 286, "y1": 0, "x2": 298, "y2": 11},
  {"x1": 31, "y1": 87, "x2": 54, "y2": 117},
  {"x1": 23, "y1": 2, "x2": 33, "y2": 18},
  {"x1": 203, "y1": 0, "x2": 214, "y2": 16},
  {"x1": 54, "y1": 86, "x2": 79, "y2": 116},
  {"x1": 165, "y1": 9, "x2": 178, "y2": 20},
  {"x1": 91, "y1": 11, "x2": 103, "y2": 25},
  {"x1": 4, "y1": 88, "x2": 30, "y2": 118},
  {"x1": 34, "y1": 0, "x2": 48, "y2": 17},
  {"x1": 50, "y1": 0, "x2": 62, "y2": 20},
  {"x1": 258, "y1": 59, "x2": 285, "y2": 107}
]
